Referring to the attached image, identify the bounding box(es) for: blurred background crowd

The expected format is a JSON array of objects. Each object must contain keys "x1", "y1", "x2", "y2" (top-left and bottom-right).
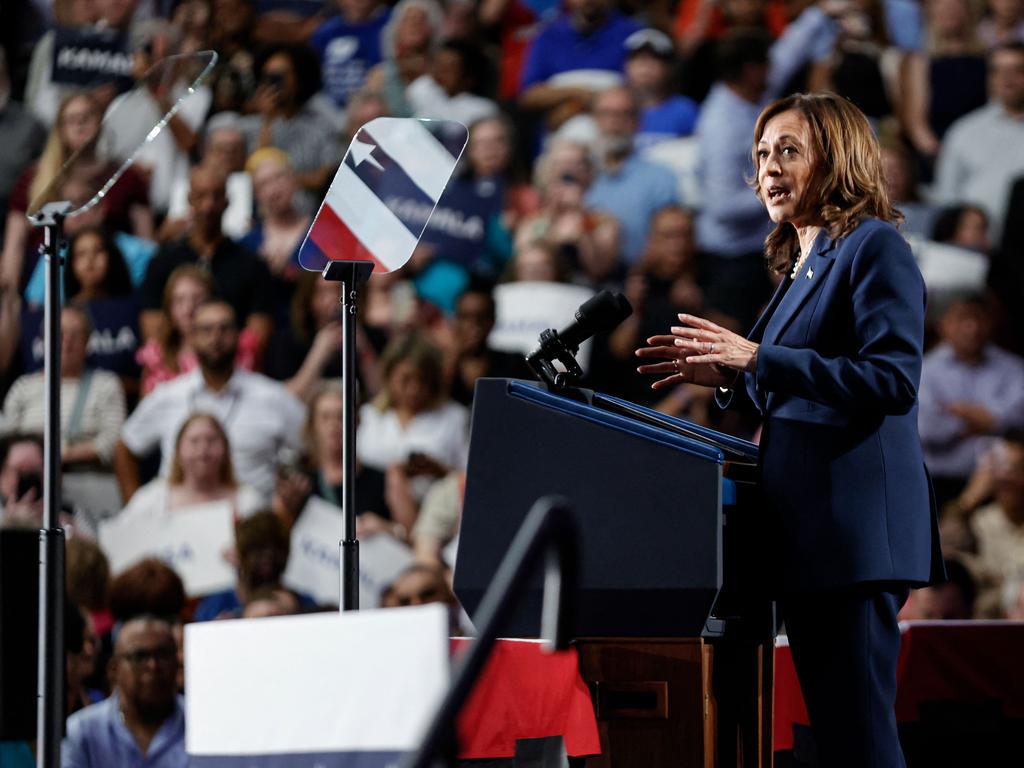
[{"x1": 0, "y1": 0, "x2": 1023, "y2": 760}]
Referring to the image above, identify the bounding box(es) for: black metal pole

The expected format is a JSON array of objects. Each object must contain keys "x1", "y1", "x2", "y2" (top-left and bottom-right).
[
  {"x1": 34, "y1": 204, "x2": 70, "y2": 768},
  {"x1": 322, "y1": 260, "x2": 373, "y2": 611},
  {"x1": 403, "y1": 496, "x2": 578, "y2": 768}
]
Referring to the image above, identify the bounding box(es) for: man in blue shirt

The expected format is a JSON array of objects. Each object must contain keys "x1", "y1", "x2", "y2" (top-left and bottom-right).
[
  {"x1": 519, "y1": 0, "x2": 639, "y2": 126},
  {"x1": 63, "y1": 616, "x2": 185, "y2": 768},
  {"x1": 310, "y1": 0, "x2": 390, "y2": 109},
  {"x1": 585, "y1": 85, "x2": 679, "y2": 265},
  {"x1": 624, "y1": 28, "x2": 700, "y2": 150},
  {"x1": 695, "y1": 8, "x2": 835, "y2": 330}
]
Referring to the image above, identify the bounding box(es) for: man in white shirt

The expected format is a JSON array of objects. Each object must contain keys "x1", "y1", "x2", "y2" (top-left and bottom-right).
[
  {"x1": 934, "y1": 43, "x2": 1024, "y2": 243},
  {"x1": 114, "y1": 299, "x2": 305, "y2": 504}
]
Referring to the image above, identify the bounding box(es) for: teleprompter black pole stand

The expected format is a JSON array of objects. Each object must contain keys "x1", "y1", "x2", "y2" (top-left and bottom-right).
[
  {"x1": 30, "y1": 201, "x2": 72, "y2": 768},
  {"x1": 322, "y1": 260, "x2": 374, "y2": 611}
]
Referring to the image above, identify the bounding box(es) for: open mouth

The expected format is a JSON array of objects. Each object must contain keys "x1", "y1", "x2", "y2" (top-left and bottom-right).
[{"x1": 766, "y1": 185, "x2": 791, "y2": 203}]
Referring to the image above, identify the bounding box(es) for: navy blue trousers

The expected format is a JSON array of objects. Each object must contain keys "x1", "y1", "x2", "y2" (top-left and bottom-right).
[{"x1": 780, "y1": 586, "x2": 909, "y2": 768}]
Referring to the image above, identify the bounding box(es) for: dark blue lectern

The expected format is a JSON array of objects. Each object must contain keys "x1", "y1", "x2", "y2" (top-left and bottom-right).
[
  {"x1": 454, "y1": 379, "x2": 763, "y2": 638},
  {"x1": 454, "y1": 379, "x2": 773, "y2": 767}
]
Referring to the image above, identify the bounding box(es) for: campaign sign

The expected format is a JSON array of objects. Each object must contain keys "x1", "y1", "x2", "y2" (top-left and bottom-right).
[
  {"x1": 298, "y1": 117, "x2": 468, "y2": 274},
  {"x1": 490, "y1": 282, "x2": 596, "y2": 366},
  {"x1": 186, "y1": 606, "x2": 449, "y2": 767},
  {"x1": 98, "y1": 501, "x2": 235, "y2": 596},
  {"x1": 282, "y1": 496, "x2": 414, "y2": 608},
  {"x1": 51, "y1": 25, "x2": 133, "y2": 90}
]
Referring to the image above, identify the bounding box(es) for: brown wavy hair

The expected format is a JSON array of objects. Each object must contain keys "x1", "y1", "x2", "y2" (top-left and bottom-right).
[{"x1": 750, "y1": 92, "x2": 903, "y2": 274}]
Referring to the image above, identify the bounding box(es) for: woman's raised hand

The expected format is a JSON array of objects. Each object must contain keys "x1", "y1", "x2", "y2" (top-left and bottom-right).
[{"x1": 635, "y1": 313, "x2": 757, "y2": 391}]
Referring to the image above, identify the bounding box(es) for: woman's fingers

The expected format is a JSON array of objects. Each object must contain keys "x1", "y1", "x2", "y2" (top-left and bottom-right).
[
  {"x1": 677, "y1": 313, "x2": 725, "y2": 333},
  {"x1": 636, "y1": 361, "x2": 679, "y2": 375},
  {"x1": 635, "y1": 344, "x2": 679, "y2": 359}
]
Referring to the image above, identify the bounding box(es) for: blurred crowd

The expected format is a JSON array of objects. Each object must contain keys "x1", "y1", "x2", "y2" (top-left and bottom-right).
[{"x1": 0, "y1": 0, "x2": 1023, "y2": 762}]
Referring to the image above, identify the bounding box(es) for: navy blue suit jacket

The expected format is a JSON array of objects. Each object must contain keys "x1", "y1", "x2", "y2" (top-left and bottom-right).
[{"x1": 725, "y1": 218, "x2": 944, "y2": 592}]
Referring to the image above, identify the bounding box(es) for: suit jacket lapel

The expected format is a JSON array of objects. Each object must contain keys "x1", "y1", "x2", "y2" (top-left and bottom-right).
[{"x1": 760, "y1": 230, "x2": 837, "y2": 348}]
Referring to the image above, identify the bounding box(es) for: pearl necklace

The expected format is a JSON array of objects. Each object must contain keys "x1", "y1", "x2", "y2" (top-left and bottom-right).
[{"x1": 790, "y1": 249, "x2": 811, "y2": 279}]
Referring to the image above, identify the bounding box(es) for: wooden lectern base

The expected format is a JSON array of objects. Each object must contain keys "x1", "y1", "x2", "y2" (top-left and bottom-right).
[{"x1": 575, "y1": 638, "x2": 772, "y2": 768}]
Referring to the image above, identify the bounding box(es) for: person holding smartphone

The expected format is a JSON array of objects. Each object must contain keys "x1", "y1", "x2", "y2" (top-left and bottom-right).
[{"x1": 0, "y1": 434, "x2": 45, "y2": 526}]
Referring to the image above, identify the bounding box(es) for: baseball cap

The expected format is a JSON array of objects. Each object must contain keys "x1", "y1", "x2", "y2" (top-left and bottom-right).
[{"x1": 625, "y1": 28, "x2": 675, "y2": 59}]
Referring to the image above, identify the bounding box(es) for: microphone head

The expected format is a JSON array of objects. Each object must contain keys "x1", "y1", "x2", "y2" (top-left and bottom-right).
[{"x1": 575, "y1": 290, "x2": 633, "y2": 331}]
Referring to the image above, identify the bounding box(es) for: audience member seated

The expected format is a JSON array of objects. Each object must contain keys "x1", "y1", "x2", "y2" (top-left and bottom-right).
[
  {"x1": 242, "y1": 585, "x2": 307, "y2": 618},
  {"x1": 380, "y1": 562, "x2": 462, "y2": 631},
  {"x1": 933, "y1": 42, "x2": 1024, "y2": 243},
  {"x1": 1, "y1": 305, "x2": 126, "y2": 475},
  {"x1": 1, "y1": 92, "x2": 152, "y2": 293},
  {"x1": 240, "y1": 44, "x2": 342, "y2": 209},
  {"x1": 506, "y1": 240, "x2": 573, "y2": 283},
  {"x1": 106, "y1": 19, "x2": 212, "y2": 217},
  {"x1": 946, "y1": 433, "x2": 1024, "y2": 617},
  {"x1": 63, "y1": 228, "x2": 140, "y2": 383},
  {"x1": 515, "y1": 139, "x2": 618, "y2": 281},
  {"x1": 0, "y1": 51, "x2": 45, "y2": 229},
  {"x1": 136, "y1": 265, "x2": 259, "y2": 397},
  {"x1": 446, "y1": 281, "x2": 531, "y2": 406},
  {"x1": 119, "y1": 412, "x2": 264, "y2": 520},
  {"x1": 919, "y1": 293, "x2": 1024, "y2": 505},
  {"x1": 411, "y1": 471, "x2": 464, "y2": 566},
  {"x1": 407, "y1": 39, "x2": 498, "y2": 126},
  {"x1": 195, "y1": 511, "x2": 316, "y2": 620},
  {"x1": 164, "y1": 112, "x2": 254, "y2": 242},
  {"x1": 62, "y1": 616, "x2": 185, "y2": 768},
  {"x1": 624, "y1": 29, "x2": 700, "y2": 151},
  {"x1": 206, "y1": 0, "x2": 258, "y2": 114},
  {"x1": 518, "y1": 0, "x2": 638, "y2": 129},
  {"x1": 695, "y1": 15, "x2": 831, "y2": 331},
  {"x1": 673, "y1": 0, "x2": 787, "y2": 103},
  {"x1": 365, "y1": 0, "x2": 445, "y2": 117},
  {"x1": 898, "y1": 557, "x2": 978, "y2": 620},
  {"x1": 807, "y1": 0, "x2": 894, "y2": 123},
  {"x1": 357, "y1": 334, "x2": 469, "y2": 486},
  {"x1": 931, "y1": 203, "x2": 993, "y2": 254},
  {"x1": 139, "y1": 165, "x2": 275, "y2": 350},
  {"x1": 115, "y1": 299, "x2": 306, "y2": 504},
  {"x1": 294, "y1": 384, "x2": 411, "y2": 538},
  {"x1": 880, "y1": 139, "x2": 939, "y2": 239},
  {"x1": 583, "y1": 85, "x2": 679, "y2": 267},
  {"x1": 310, "y1": 0, "x2": 390, "y2": 113},
  {"x1": 65, "y1": 602, "x2": 103, "y2": 716},
  {"x1": 978, "y1": 0, "x2": 1024, "y2": 48},
  {"x1": 239, "y1": 148, "x2": 310, "y2": 310},
  {"x1": 67, "y1": 536, "x2": 113, "y2": 639},
  {"x1": 900, "y1": 0, "x2": 989, "y2": 162},
  {"x1": 0, "y1": 433, "x2": 44, "y2": 527}
]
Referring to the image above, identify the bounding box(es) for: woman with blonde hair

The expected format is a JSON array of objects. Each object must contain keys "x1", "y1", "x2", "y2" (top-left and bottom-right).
[
  {"x1": 0, "y1": 92, "x2": 153, "y2": 291},
  {"x1": 638, "y1": 92, "x2": 943, "y2": 767},
  {"x1": 120, "y1": 412, "x2": 263, "y2": 519}
]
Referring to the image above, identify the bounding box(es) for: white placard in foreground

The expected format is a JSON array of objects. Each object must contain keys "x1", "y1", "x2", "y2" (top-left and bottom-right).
[
  {"x1": 98, "y1": 500, "x2": 235, "y2": 596},
  {"x1": 185, "y1": 605, "x2": 449, "y2": 764},
  {"x1": 283, "y1": 496, "x2": 414, "y2": 608}
]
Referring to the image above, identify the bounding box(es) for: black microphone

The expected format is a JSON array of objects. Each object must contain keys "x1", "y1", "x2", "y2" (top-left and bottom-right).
[
  {"x1": 526, "y1": 290, "x2": 632, "y2": 389},
  {"x1": 556, "y1": 290, "x2": 633, "y2": 352}
]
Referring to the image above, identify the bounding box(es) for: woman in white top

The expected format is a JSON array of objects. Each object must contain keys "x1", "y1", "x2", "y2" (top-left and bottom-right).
[
  {"x1": 120, "y1": 412, "x2": 263, "y2": 519},
  {"x1": 357, "y1": 334, "x2": 469, "y2": 477}
]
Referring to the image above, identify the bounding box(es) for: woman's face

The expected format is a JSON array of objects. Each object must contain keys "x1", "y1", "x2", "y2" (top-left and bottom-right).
[
  {"x1": 251, "y1": 158, "x2": 296, "y2": 217},
  {"x1": 387, "y1": 359, "x2": 429, "y2": 412},
  {"x1": 169, "y1": 276, "x2": 210, "y2": 336},
  {"x1": 312, "y1": 280, "x2": 341, "y2": 326},
  {"x1": 313, "y1": 392, "x2": 344, "y2": 459},
  {"x1": 71, "y1": 232, "x2": 109, "y2": 293},
  {"x1": 177, "y1": 417, "x2": 228, "y2": 484},
  {"x1": 515, "y1": 246, "x2": 558, "y2": 282},
  {"x1": 467, "y1": 119, "x2": 510, "y2": 177},
  {"x1": 60, "y1": 96, "x2": 101, "y2": 154},
  {"x1": 396, "y1": 7, "x2": 433, "y2": 53},
  {"x1": 756, "y1": 109, "x2": 818, "y2": 226}
]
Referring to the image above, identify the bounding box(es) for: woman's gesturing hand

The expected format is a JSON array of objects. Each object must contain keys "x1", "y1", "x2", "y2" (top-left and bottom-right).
[{"x1": 635, "y1": 313, "x2": 758, "y2": 391}]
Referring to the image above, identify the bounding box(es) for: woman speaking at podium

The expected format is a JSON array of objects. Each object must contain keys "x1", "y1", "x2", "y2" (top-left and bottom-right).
[{"x1": 637, "y1": 92, "x2": 943, "y2": 767}]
